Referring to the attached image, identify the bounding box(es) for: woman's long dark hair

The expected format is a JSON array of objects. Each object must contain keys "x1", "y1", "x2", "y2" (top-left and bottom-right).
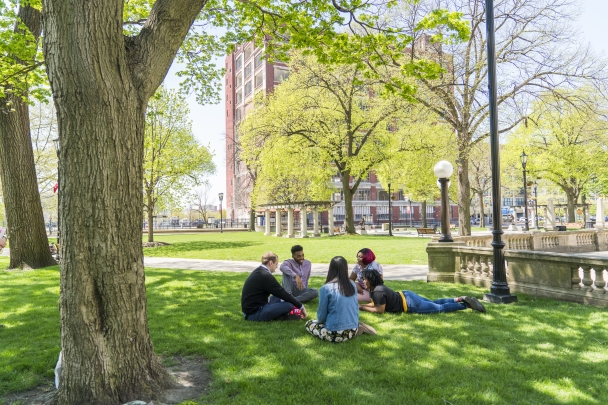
[
  {"x1": 362, "y1": 269, "x2": 384, "y2": 292},
  {"x1": 325, "y1": 256, "x2": 355, "y2": 297}
]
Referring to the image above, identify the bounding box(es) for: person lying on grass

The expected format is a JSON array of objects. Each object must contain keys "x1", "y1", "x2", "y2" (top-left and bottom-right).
[
  {"x1": 358, "y1": 270, "x2": 486, "y2": 315},
  {"x1": 306, "y1": 256, "x2": 376, "y2": 342},
  {"x1": 241, "y1": 251, "x2": 308, "y2": 321}
]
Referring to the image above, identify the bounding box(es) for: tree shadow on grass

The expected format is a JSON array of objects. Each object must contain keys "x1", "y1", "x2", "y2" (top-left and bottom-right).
[
  {"x1": 146, "y1": 271, "x2": 608, "y2": 405},
  {"x1": 144, "y1": 241, "x2": 261, "y2": 255}
]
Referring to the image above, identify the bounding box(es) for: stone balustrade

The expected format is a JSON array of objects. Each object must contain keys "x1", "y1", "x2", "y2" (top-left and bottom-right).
[{"x1": 427, "y1": 234, "x2": 608, "y2": 307}]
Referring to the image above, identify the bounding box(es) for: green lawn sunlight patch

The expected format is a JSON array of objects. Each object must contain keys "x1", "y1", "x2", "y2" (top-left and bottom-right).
[
  {"x1": 2, "y1": 263, "x2": 608, "y2": 404},
  {"x1": 142, "y1": 232, "x2": 431, "y2": 264}
]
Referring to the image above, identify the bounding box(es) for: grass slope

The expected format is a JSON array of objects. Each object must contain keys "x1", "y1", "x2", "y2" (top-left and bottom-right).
[{"x1": 2, "y1": 262, "x2": 608, "y2": 404}]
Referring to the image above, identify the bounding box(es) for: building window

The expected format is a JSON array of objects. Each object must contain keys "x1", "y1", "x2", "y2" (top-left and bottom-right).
[
  {"x1": 254, "y1": 71, "x2": 264, "y2": 88},
  {"x1": 377, "y1": 190, "x2": 389, "y2": 201},
  {"x1": 236, "y1": 74, "x2": 242, "y2": 88},
  {"x1": 244, "y1": 46, "x2": 252, "y2": 61},
  {"x1": 254, "y1": 52, "x2": 263, "y2": 69},
  {"x1": 245, "y1": 63, "x2": 252, "y2": 79},
  {"x1": 245, "y1": 81, "x2": 252, "y2": 96},
  {"x1": 376, "y1": 205, "x2": 389, "y2": 220},
  {"x1": 235, "y1": 107, "x2": 242, "y2": 122},
  {"x1": 353, "y1": 189, "x2": 370, "y2": 201},
  {"x1": 235, "y1": 55, "x2": 242, "y2": 70},
  {"x1": 502, "y1": 198, "x2": 512, "y2": 206},
  {"x1": 514, "y1": 198, "x2": 525, "y2": 206},
  {"x1": 236, "y1": 89, "x2": 242, "y2": 105},
  {"x1": 274, "y1": 66, "x2": 289, "y2": 82}
]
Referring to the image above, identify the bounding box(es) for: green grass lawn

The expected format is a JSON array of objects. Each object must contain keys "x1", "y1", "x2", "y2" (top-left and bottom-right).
[
  {"x1": 143, "y1": 232, "x2": 431, "y2": 265},
  {"x1": 2, "y1": 262, "x2": 608, "y2": 404}
]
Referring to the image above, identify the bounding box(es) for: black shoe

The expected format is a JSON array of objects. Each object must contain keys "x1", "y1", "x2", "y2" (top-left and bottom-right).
[
  {"x1": 462, "y1": 296, "x2": 486, "y2": 313},
  {"x1": 278, "y1": 313, "x2": 302, "y2": 321}
]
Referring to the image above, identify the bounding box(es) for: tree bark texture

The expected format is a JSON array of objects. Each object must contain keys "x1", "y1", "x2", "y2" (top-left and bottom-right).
[
  {"x1": 457, "y1": 152, "x2": 472, "y2": 236},
  {"x1": 0, "y1": 5, "x2": 56, "y2": 269},
  {"x1": 341, "y1": 174, "x2": 357, "y2": 234},
  {"x1": 478, "y1": 191, "x2": 486, "y2": 229},
  {"x1": 147, "y1": 193, "x2": 154, "y2": 243},
  {"x1": 42, "y1": 0, "x2": 206, "y2": 403},
  {"x1": 421, "y1": 200, "x2": 427, "y2": 228}
]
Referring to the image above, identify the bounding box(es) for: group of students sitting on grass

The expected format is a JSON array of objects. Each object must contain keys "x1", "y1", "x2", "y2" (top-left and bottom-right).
[{"x1": 241, "y1": 245, "x2": 486, "y2": 343}]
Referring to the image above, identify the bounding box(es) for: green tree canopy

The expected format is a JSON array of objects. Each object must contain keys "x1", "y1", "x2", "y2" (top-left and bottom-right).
[
  {"x1": 239, "y1": 52, "x2": 422, "y2": 233},
  {"x1": 504, "y1": 90, "x2": 608, "y2": 222},
  {"x1": 143, "y1": 87, "x2": 215, "y2": 241}
]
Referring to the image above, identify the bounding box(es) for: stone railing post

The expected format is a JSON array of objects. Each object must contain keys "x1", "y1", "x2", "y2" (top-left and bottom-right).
[
  {"x1": 264, "y1": 209, "x2": 271, "y2": 236},
  {"x1": 300, "y1": 207, "x2": 308, "y2": 238},
  {"x1": 287, "y1": 208, "x2": 295, "y2": 238},
  {"x1": 328, "y1": 206, "x2": 335, "y2": 236},
  {"x1": 426, "y1": 241, "x2": 465, "y2": 283},
  {"x1": 313, "y1": 207, "x2": 320, "y2": 237},
  {"x1": 275, "y1": 210, "x2": 283, "y2": 237}
]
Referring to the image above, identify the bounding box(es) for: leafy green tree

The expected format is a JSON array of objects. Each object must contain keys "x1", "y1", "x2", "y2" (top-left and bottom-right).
[
  {"x1": 143, "y1": 87, "x2": 215, "y2": 242},
  {"x1": 504, "y1": 90, "x2": 608, "y2": 222},
  {"x1": 468, "y1": 142, "x2": 492, "y2": 228},
  {"x1": 0, "y1": 3, "x2": 55, "y2": 268},
  {"x1": 358, "y1": 0, "x2": 607, "y2": 235},
  {"x1": 240, "y1": 52, "x2": 418, "y2": 234},
  {"x1": 376, "y1": 109, "x2": 456, "y2": 228},
  {"x1": 36, "y1": 0, "x2": 468, "y2": 401}
]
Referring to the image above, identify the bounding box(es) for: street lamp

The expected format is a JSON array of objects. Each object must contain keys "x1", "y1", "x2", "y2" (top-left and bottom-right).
[
  {"x1": 433, "y1": 160, "x2": 453, "y2": 242},
  {"x1": 409, "y1": 198, "x2": 413, "y2": 227},
  {"x1": 388, "y1": 183, "x2": 393, "y2": 237},
  {"x1": 520, "y1": 150, "x2": 529, "y2": 231},
  {"x1": 533, "y1": 180, "x2": 539, "y2": 230},
  {"x1": 53, "y1": 138, "x2": 60, "y2": 246},
  {"x1": 218, "y1": 193, "x2": 224, "y2": 233},
  {"x1": 483, "y1": 0, "x2": 517, "y2": 304}
]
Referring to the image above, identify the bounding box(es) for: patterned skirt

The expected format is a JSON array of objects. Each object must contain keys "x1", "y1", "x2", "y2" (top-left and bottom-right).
[{"x1": 305, "y1": 320, "x2": 358, "y2": 343}]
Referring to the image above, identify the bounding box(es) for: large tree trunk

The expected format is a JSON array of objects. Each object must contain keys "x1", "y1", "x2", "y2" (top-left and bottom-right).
[
  {"x1": 42, "y1": 0, "x2": 206, "y2": 403},
  {"x1": 341, "y1": 173, "x2": 357, "y2": 234},
  {"x1": 457, "y1": 151, "x2": 472, "y2": 236},
  {"x1": 147, "y1": 193, "x2": 155, "y2": 243},
  {"x1": 421, "y1": 200, "x2": 427, "y2": 228},
  {"x1": 249, "y1": 208, "x2": 255, "y2": 231},
  {"x1": 0, "y1": 5, "x2": 56, "y2": 269},
  {"x1": 565, "y1": 188, "x2": 577, "y2": 223},
  {"x1": 478, "y1": 191, "x2": 486, "y2": 229}
]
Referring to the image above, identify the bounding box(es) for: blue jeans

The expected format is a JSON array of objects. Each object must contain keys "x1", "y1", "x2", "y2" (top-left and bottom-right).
[
  {"x1": 403, "y1": 291, "x2": 466, "y2": 314},
  {"x1": 245, "y1": 296, "x2": 295, "y2": 321}
]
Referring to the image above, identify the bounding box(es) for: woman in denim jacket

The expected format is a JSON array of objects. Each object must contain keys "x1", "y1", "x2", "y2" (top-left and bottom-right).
[{"x1": 306, "y1": 256, "x2": 376, "y2": 342}]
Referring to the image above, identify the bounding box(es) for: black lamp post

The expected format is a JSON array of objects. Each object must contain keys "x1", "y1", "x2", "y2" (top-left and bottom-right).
[
  {"x1": 218, "y1": 193, "x2": 224, "y2": 233},
  {"x1": 483, "y1": 0, "x2": 517, "y2": 304},
  {"x1": 53, "y1": 138, "x2": 60, "y2": 245},
  {"x1": 533, "y1": 180, "x2": 539, "y2": 230},
  {"x1": 388, "y1": 183, "x2": 393, "y2": 236},
  {"x1": 520, "y1": 151, "x2": 529, "y2": 231},
  {"x1": 409, "y1": 198, "x2": 412, "y2": 227},
  {"x1": 433, "y1": 160, "x2": 453, "y2": 242}
]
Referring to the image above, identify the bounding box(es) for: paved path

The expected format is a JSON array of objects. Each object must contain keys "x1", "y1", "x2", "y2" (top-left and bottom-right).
[{"x1": 143, "y1": 257, "x2": 429, "y2": 281}]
